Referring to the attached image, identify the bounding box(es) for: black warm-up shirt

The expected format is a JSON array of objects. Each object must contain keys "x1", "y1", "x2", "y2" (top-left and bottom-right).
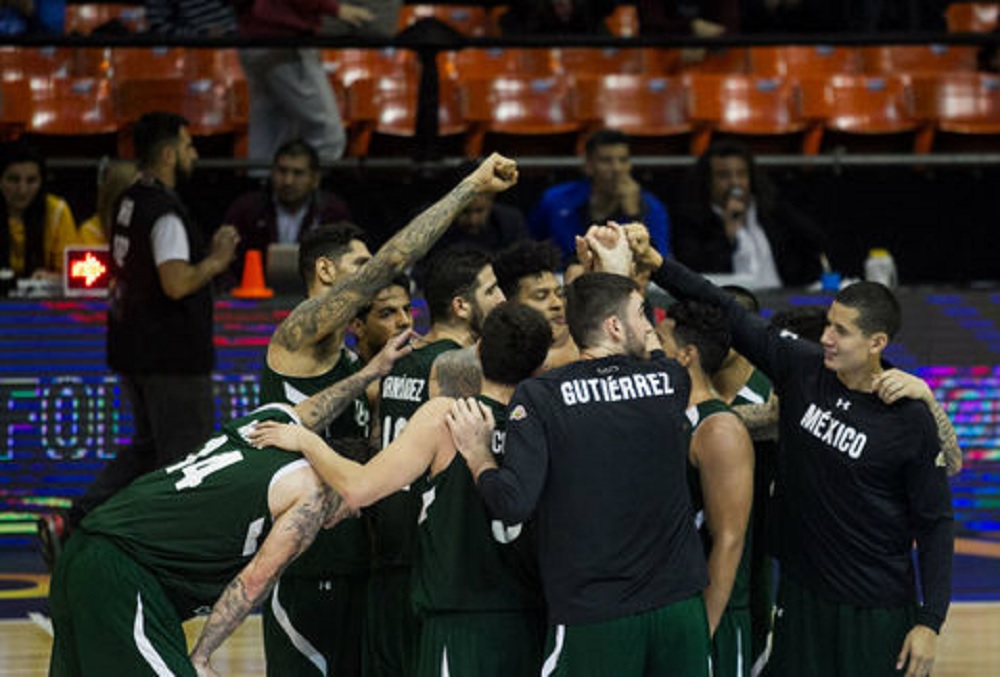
[
  {"x1": 653, "y1": 259, "x2": 955, "y2": 632},
  {"x1": 477, "y1": 353, "x2": 708, "y2": 626}
]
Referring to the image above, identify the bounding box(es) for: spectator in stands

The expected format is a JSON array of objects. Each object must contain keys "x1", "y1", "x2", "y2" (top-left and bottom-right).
[
  {"x1": 499, "y1": 0, "x2": 616, "y2": 35},
  {"x1": 222, "y1": 139, "x2": 351, "y2": 278},
  {"x1": 145, "y1": 0, "x2": 236, "y2": 35},
  {"x1": 237, "y1": 0, "x2": 375, "y2": 165},
  {"x1": 0, "y1": 141, "x2": 79, "y2": 280},
  {"x1": 637, "y1": 0, "x2": 737, "y2": 36},
  {"x1": 430, "y1": 190, "x2": 529, "y2": 256},
  {"x1": 672, "y1": 139, "x2": 830, "y2": 289},
  {"x1": 79, "y1": 161, "x2": 137, "y2": 245},
  {"x1": 0, "y1": 0, "x2": 63, "y2": 34},
  {"x1": 529, "y1": 129, "x2": 671, "y2": 261}
]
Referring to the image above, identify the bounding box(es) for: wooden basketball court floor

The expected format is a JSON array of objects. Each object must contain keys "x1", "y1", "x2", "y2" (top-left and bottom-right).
[{"x1": 1, "y1": 537, "x2": 999, "y2": 675}]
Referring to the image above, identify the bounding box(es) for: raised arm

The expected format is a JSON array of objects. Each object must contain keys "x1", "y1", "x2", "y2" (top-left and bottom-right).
[
  {"x1": 732, "y1": 392, "x2": 780, "y2": 442},
  {"x1": 270, "y1": 154, "x2": 519, "y2": 354},
  {"x1": 189, "y1": 468, "x2": 338, "y2": 675},
  {"x1": 692, "y1": 413, "x2": 754, "y2": 636}
]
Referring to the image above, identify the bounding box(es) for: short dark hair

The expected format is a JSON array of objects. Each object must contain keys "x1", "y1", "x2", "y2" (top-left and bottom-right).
[
  {"x1": 723, "y1": 285, "x2": 760, "y2": 314},
  {"x1": 771, "y1": 306, "x2": 827, "y2": 343},
  {"x1": 667, "y1": 300, "x2": 732, "y2": 375},
  {"x1": 585, "y1": 128, "x2": 630, "y2": 157},
  {"x1": 297, "y1": 221, "x2": 368, "y2": 285},
  {"x1": 834, "y1": 281, "x2": 901, "y2": 339},
  {"x1": 493, "y1": 240, "x2": 562, "y2": 299},
  {"x1": 133, "y1": 112, "x2": 189, "y2": 168},
  {"x1": 565, "y1": 272, "x2": 638, "y2": 349},
  {"x1": 421, "y1": 246, "x2": 493, "y2": 325},
  {"x1": 356, "y1": 273, "x2": 411, "y2": 321},
  {"x1": 480, "y1": 303, "x2": 551, "y2": 385},
  {"x1": 274, "y1": 138, "x2": 320, "y2": 173}
]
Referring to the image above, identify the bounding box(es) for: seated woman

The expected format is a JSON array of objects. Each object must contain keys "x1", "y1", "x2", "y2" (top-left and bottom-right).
[
  {"x1": 0, "y1": 141, "x2": 80, "y2": 280},
  {"x1": 79, "y1": 160, "x2": 137, "y2": 245}
]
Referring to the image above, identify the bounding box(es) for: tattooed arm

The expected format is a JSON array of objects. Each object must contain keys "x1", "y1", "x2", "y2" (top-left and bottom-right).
[
  {"x1": 270, "y1": 153, "x2": 519, "y2": 355},
  {"x1": 292, "y1": 331, "x2": 415, "y2": 433},
  {"x1": 189, "y1": 467, "x2": 340, "y2": 675},
  {"x1": 732, "y1": 393, "x2": 780, "y2": 442}
]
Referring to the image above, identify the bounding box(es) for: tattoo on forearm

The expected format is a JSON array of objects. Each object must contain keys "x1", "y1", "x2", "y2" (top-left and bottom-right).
[
  {"x1": 298, "y1": 367, "x2": 378, "y2": 432},
  {"x1": 191, "y1": 486, "x2": 337, "y2": 662},
  {"x1": 273, "y1": 179, "x2": 479, "y2": 352},
  {"x1": 927, "y1": 398, "x2": 962, "y2": 475},
  {"x1": 732, "y1": 400, "x2": 779, "y2": 442}
]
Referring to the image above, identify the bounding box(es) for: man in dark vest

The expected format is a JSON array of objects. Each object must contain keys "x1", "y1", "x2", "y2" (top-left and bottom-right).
[{"x1": 39, "y1": 112, "x2": 240, "y2": 565}]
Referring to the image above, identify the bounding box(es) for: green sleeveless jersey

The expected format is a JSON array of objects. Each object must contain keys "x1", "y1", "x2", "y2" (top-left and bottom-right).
[
  {"x1": 686, "y1": 399, "x2": 752, "y2": 611},
  {"x1": 412, "y1": 396, "x2": 543, "y2": 615},
  {"x1": 372, "y1": 338, "x2": 462, "y2": 567},
  {"x1": 80, "y1": 404, "x2": 308, "y2": 618},
  {"x1": 259, "y1": 347, "x2": 371, "y2": 576},
  {"x1": 731, "y1": 367, "x2": 773, "y2": 407}
]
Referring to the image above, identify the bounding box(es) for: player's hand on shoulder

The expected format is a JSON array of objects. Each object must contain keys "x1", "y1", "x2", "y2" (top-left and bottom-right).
[
  {"x1": 873, "y1": 369, "x2": 932, "y2": 405},
  {"x1": 247, "y1": 421, "x2": 312, "y2": 454},
  {"x1": 446, "y1": 398, "x2": 497, "y2": 477}
]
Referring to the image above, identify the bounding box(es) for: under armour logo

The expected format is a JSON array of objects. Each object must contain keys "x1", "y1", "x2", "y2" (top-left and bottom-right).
[{"x1": 835, "y1": 398, "x2": 851, "y2": 411}]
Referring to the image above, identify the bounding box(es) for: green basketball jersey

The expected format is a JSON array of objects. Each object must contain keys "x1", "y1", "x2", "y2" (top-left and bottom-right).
[
  {"x1": 731, "y1": 368, "x2": 773, "y2": 407},
  {"x1": 371, "y1": 338, "x2": 462, "y2": 568},
  {"x1": 686, "y1": 399, "x2": 752, "y2": 611},
  {"x1": 412, "y1": 396, "x2": 543, "y2": 615},
  {"x1": 259, "y1": 347, "x2": 371, "y2": 576},
  {"x1": 80, "y1": 404, "x2": 308, "y2": 618}
]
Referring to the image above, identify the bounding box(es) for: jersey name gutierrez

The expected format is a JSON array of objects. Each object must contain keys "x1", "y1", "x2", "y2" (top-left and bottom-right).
[
  {"x1": 560, "y1": 372, "x2": 675, "y2": 406},
  {"x1": 799, "y1": 403, "x2": 869, "y2": 459},
  {"x1": 382, "y1": 375, "x2": 426, "y2": 403}
]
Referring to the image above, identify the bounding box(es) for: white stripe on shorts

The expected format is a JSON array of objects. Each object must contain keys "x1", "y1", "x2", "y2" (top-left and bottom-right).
[
  {"x1": 133, "y1": 592, "x2": 175, "y2": 676},
  {"x1": 540, "y1": 624, "x2": 566, "y2": 677},
  {"x1": 271, "y1": 579, "x2": 328, "y2": 674}
]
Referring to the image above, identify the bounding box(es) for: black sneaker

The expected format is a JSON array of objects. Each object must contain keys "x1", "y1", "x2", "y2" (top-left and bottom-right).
[{"x1": 38, "y1": 513, "x2": 69, "y2": 572}]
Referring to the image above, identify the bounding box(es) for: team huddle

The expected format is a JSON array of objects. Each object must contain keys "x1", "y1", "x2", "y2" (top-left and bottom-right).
[{"x1": 48, "y1": 154, "x2": 956, "y2": 677}]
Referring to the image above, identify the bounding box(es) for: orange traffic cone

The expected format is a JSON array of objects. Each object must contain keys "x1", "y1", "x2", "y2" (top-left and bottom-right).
[{"x1": 231, "y1": 249, "x2": 274, "y2": 299}]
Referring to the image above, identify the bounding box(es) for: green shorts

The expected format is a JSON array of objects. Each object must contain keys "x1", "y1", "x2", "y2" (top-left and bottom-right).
[
  {"x1": 262, "y1": 572, "x2": 368, "y2": 676},
  {"x1": 713, "y1": 606, "x2": 752, "y2": 677},
  {"x1": 414, "y1": 610, "x2": 545, "y2": 677},
  {"x1": 49, "y1": 533, "x2": 195, "y2": 677},
  {"x1": 767, "y1": 573, "x2": 916, "y2": 677},
  {"x1": 540, "y1": 594, "x2": 711, "y2": 677},
  {"x1": 364, "y1": 567, "x2": 419, "y2": 677}
]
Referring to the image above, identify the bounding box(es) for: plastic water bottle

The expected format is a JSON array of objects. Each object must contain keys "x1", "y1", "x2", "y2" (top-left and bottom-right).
[{"x1": 864, "y1": 248, "x2": 897, "y2": 289}]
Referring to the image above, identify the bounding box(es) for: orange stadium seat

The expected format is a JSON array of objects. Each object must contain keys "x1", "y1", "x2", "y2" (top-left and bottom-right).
[
  {"x1": 638, "y1": 47, "x2": 685, "y2": 75},
  {"x1": 110, "y1": 47, "x2": 187, "y2": 80},
  {"x1": 324, "y1": 48, "x2": 416, "y2": 89},
  {"x1": 64, "y1": 3, "x2": 148, "y2": 34},
  {"x1": 681, "y1": 48, "x2": 750, "y2": 74},
  {"x1": 945, "y1": 2, "x2": 1000, "y2": 33},
  {"x1": 23, "y1": 78, "x2": 119, "y2": 156},
  {"x1": 0, "y1": 46, "x2": 77, "y2": 79},
  {"x1": 461, "y1": 75, "x2": 580, "y2": 156},
  {"x1": 397, "y1": 4, "x2": 492, "y2": 36},
  {"x1": 0, "y1": 78, "x2": 31, "y2": 140},
  {"x1": 910, "y1": 72, "x2": 1000, "y2": 151},
  {"x1": 687, "y1": 74, "x2": 806, "y2": 154},
  {"x1": 861, "y1": 45, "x2": 979, "y2": 75},
  {"x1": 800, "y1": 75, "x2": 917, "y2": 153},
  {"x1": 749, "y1": 46, "x2": 863, "y2": 78},
  {"x1": 448, "y1": 48, "x2": 557, "y2": 82},
  {"x1": 573, "y1": 74, "x2": 689, "y2": 155},
  {"x1": 556, "y1": 47, "x2": 646, "y2": 78},
  {"x1": 346, "y1": 75, "x2": 465, "y2": 156},
  {"x1": 116, "y1": 78, "x2": 242, "y2": 157}
]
